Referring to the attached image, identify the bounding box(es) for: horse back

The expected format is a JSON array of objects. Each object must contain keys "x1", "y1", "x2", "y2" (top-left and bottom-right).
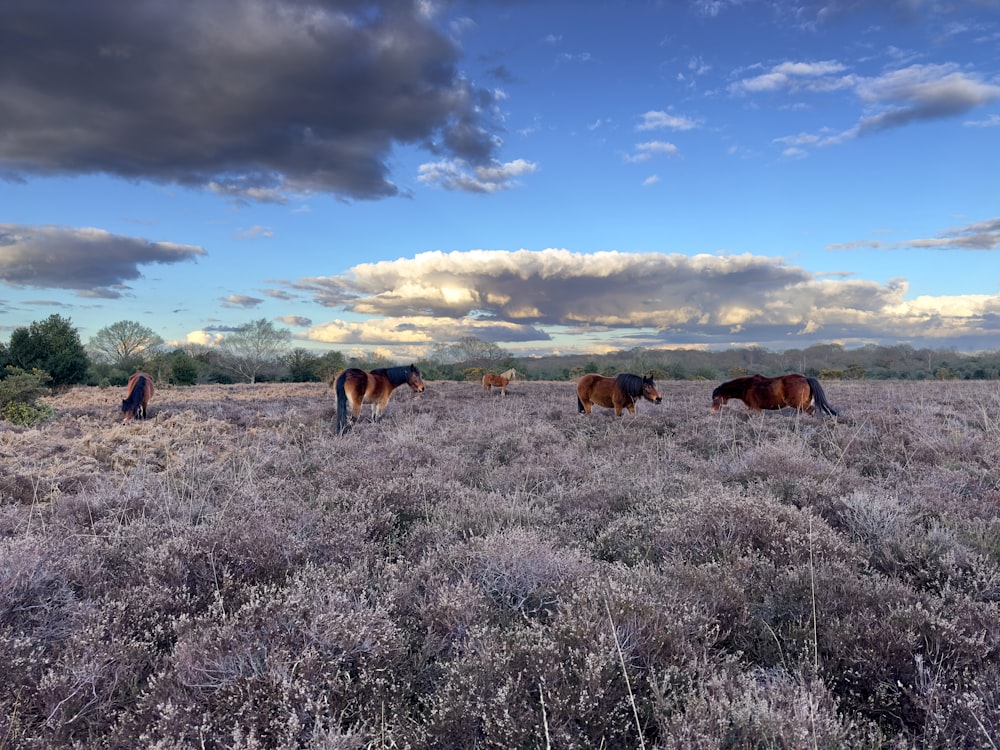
[
  {"x1": 337, "y1": 368, "x2": 373, "y2": 403},
  {"x1": 577, "y1": 374, "x2": 619, "y2": 409}
]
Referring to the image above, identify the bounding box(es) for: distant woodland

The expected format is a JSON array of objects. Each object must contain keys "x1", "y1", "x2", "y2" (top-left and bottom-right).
[{"x1": 2, "y1": 315, "x2": 999, "y2": 395}]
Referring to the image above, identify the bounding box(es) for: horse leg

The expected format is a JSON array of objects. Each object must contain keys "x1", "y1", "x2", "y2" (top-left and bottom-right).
[{"x1": 372, "y1": 394, "x2": 390, "y2": 422}]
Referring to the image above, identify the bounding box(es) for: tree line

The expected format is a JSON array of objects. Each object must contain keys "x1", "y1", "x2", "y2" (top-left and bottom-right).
[{"x1": 2, "y1": 315, "x2": 999, "y2": 399}]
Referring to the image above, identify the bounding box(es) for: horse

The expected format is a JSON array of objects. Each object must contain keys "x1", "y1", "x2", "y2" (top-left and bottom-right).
[
  {"x1": 121, "y1": 372, "x2": 154, "y2": 424},
  {"x1": 711, "y1": 373, "x2": 838, "y2": 416},
  {"x1": 335, "y1": 363, "x2": 426, "y2": 435},
  {"x1": 482, "y1": 367, "x2": 517, "y2": 396},
  {"x1": 576, "y1": 372, "x2": 662, "y2": 416}
]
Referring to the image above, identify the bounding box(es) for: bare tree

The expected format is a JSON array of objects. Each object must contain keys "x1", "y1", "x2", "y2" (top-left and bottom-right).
[
  {"x1": 88, "y1": 320, "x2": 163, "y2": 368},
  {"x1": 217, "y1": 319, "x2": 291, "y2": 383},
  {"x1": 432, "y1": 336, "x2": 511, "y2": 366}
]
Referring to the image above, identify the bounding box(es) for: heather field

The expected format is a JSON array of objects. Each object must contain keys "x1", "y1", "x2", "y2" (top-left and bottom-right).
[{"x1": 2, "y1": 378, "x2": 999, "y2": 749}]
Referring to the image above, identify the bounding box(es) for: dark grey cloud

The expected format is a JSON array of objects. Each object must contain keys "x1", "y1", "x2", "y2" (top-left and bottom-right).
[
  {"x1": 0, "y1": 223, "x2": 205, "y2": 298},
  {"x1": 0, "y1": 0, "x2": 501, "y2": 201},
  {"x1": 855, "y1": 65, "x2": 1000, "y2": 135},
  {"x1": 221, "y1": 294, "x2": 265, "y2": 309}
]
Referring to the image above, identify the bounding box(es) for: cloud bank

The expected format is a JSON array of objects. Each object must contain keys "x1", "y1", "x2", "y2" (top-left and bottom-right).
[{"x1": 290, "y1": 237, "x2": 1000, "y2": 353}]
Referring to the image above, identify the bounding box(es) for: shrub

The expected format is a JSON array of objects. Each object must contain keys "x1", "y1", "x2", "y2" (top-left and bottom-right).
[{"x1": 0, "y1": 367, "x2": 54, "y2": 425}]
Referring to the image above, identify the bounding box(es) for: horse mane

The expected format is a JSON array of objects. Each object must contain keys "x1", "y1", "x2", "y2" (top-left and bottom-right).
[
  {"x1": 713, "y1": 376, "x2": 754, "y2": 398},
  {"x1": 122, "y1": 375, "x2": 146, "y2": 414},
  {"x1": 373, "y1": 364, "x2": 419, "y2": 388},
  {"x1": 499, "y1": 368, "x2": 516, "y2": 380},
  {"x1": 614, "y1": 373, "x2": 645, "y2": 397}
]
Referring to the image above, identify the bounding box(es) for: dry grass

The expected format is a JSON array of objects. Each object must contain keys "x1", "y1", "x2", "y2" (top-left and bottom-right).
[{"x1": 2, "y1": 379, "x2": 999, "y2": 748}]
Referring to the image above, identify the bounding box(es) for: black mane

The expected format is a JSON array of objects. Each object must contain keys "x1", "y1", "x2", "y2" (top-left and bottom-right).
[
  {"x1": 614, "y1": 373, "x2": 646, "y2": 397},
  {"x1": 121, "y1": 376, "x2": 146, "y2": 415},
  {"x1": 374, "y1": 364, "x2": 419, "y2": 388}
]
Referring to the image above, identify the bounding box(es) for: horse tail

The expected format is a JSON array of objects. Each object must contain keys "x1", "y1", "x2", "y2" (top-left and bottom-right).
[
  {"x1": 335, "y1": 371, "x2": 349, "y2": 435},
  {"x1": 807, "y1": 377, "x2": 838, "y2": 416},
  {"x1": 133, "y1": 375, "x2": 146, "y2": 417}
]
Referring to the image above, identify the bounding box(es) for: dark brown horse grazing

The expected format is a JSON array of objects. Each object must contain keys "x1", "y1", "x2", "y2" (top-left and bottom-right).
[
  {"x1": 577, "y1": 373, "x2": 662, "y2": 416},
  {"x1": 711, "y1": 373, "x2": 838, "y2": 416},
  {"x1": 482, "y1": 367, "x2": 517, "y2": 396},
  {"x1": 121, "y1": 372, "x2": 154, "y2": 424},
  {"x1": 335, "y1": 364, "x2": 426, "y2": 435}
]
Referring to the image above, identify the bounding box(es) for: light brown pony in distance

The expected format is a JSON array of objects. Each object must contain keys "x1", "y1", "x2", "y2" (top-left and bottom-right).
[
  {"x1": 577, "y1": 373, "x2": 662, "y2": 416},
  {"x1": 121, "y1": 372, "x2": 154, "y2": 424},
  {"x1": 335, "y1": 364, "x2": 425, "y2": 435},
  {"x1": 482, "y1": 367, "x2": 517, "y2": 396},
  {"x1": 711, "y1": 373, "x2": 838, "y2": 416}
]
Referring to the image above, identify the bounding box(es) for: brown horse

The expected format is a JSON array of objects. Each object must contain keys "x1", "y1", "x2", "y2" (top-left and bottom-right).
[
  {"x1": 335, "y1": 364, "x2": 426, "y2": 435},
  {"x1": 711, "y1": 373, "x2": 837, "y2": 416},
  {"x1": 121, "y1": 372, "x2": 154, "y2": 424},
  {"x1": 577, "y1": 373, "x2": 662, "y2": 416},
  {"x1": 482, "y1": 367, "x2": 517, "y2": 396}
]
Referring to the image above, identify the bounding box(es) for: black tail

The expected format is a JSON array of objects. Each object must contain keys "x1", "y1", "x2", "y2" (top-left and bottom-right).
[
  {"x1": 806, "y1": 377, "x2": 838, "y2": 416},
  {"x1": 335, "y1": 372, "x2": 349, "y2": 435}
]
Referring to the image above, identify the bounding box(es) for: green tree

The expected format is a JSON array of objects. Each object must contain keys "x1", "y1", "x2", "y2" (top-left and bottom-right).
[
  {"x1": 314, "y1": 350, "x2": 348, "y2": 382},
  {"x1": 217, "y1": 319, "x2": 291, "y2": 383},
  {"x1": 7, "y1": 314, "x2": 89, "y2": 386},
  {"x1": 88, "y1": 320, "x2": 163, "y2": 368},
  {"x1": 284, "y1": 348, "x2": 322, "y2": 382},
  {"x1": 171, "y1": 351, "x2": 199, "y2": 385}
]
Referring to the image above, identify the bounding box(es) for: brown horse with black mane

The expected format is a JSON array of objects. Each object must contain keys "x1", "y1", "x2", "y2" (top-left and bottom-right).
[
  {"x1": 711, "y1": 373, "x2": 838, "y2": 416},
  {"x1": 335, "y1": 364, "x2": 426, "y2": 435},
  {"x1": 577, "y1": 373, "x2": 662, "y2": 416},
  {"x1": 482, "y1": 367, "x2": 517, "y2": 396},
  {"x1": 121, "y1": 372, "x2": 154, "y2": 424}
]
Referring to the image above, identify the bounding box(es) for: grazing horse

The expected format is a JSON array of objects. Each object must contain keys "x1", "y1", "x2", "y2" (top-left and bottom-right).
[
  {"x1": 121, "y1": 372, "x2": 154, "y2": 424},
  {"x1": 577, "y1": 373, "x2": 662, "y2": 416},
  {"x1": 482, "y1": 367, "x2": 517, "y2": 396},
  {"x1": 711, "y1": 373, "x2": 838, "y2": 416},
  {"x1": 335, "y1": 364, "x2": 426, "y2": 435}
]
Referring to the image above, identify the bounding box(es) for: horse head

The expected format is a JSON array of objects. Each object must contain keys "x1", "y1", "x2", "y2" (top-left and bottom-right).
[
  {"x1": 642, "y1": 376, "x2": 662, "y2": 404},
  {"x1": 408, "y1": 364, "x2": 426, "y2": 392},
  {"x1": 121, "y1": 400, "x2": 137, "y2": 424},
  {"x1": 710, "y1": 384, "x2": 727, "y2": 412}
]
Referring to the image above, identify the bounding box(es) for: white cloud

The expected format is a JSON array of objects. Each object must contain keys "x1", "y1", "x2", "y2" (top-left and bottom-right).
[
  {"x1": 637, "y1": 111, "x2": 699, "y2": 131},
  {"x1": 417, "y1": 158, "x2": 538, "y2": 193},
  {"x1": 730, "y1": 59, "x2": 852, "y2": 95},
  {"x1": 625, "y1": 141, "x2": 679, "y2": 163}
]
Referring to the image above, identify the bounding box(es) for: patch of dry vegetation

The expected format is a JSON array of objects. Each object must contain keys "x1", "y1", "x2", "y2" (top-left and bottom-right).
[{"x1": 2, "y1": 379, "x2": 1000, "y2": 748}]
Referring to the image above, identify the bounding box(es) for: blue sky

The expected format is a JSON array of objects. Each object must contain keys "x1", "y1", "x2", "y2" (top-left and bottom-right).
[{"x1": 2, "y1": 0, "x2": 999, "y2": 359}]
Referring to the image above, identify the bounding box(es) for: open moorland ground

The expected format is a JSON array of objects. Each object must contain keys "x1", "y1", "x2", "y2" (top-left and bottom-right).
[{"x1": 2, "y1": 378, "x2": 999, "y2": 748}]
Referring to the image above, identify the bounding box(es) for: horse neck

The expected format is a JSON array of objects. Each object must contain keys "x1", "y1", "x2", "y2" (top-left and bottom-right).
[
  {"x1": 379, "y1": 366, "x2": 410, "y2": 388},
  {"x1": 616, "y1": 373, "x2": 642, "y2": 396},
  {"x1": 719, "y1": 378, "x2": 749, "y2": 396}
]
